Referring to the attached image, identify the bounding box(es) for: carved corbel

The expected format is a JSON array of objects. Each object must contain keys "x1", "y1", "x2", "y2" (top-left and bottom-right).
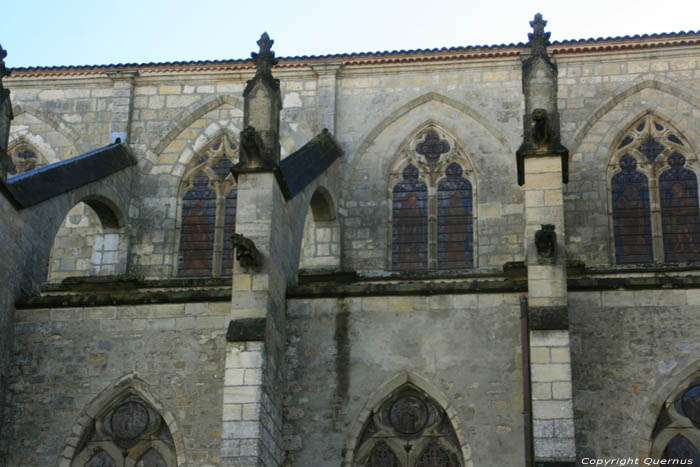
[
  {"x1": 231, "y1": 233, "x2": 263, "y2": 270},
  {"x1": 535, "y1": 224, "x2": 557, "y2": 262}
]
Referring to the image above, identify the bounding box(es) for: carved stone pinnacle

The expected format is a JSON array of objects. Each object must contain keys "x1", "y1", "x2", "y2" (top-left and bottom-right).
[
  {"x1": 0, "y1": 43, "x2": 10, "y2": 82},
  {"x1": 528, "y1": 13, "x2": 551, "y2": 57},
  {"x1": 251, "y1": 32, "x2": 278, "y2": 79}
]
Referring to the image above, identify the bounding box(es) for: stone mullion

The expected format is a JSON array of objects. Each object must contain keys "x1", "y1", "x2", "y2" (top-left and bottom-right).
[{"x1": 212, "y1": 183, "x2": 226, "y2": 276}]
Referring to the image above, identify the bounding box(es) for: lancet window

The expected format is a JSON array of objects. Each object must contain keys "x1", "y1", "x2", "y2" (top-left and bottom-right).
[
  {"x1": 354, "y1": 385, "x2": 463, "y2": 467},
  {"x1": 177, "y1": 134, "x2": 238, "y2": 277},
  {"x1": 71, "y1": 395, "x2": 176, "y2": 467},
  {"x1": 390, "y1": 127, "x2": 475, "y2": 271},
  {"x1": 609, "y1": 114, "x2": 700, "y2": 264},
  {"x1": 650, "y1": 379, "x2": 700, "y2": 465},
  {"x1": 7, "y1": 141, "x2": 46, "y2": 177}
]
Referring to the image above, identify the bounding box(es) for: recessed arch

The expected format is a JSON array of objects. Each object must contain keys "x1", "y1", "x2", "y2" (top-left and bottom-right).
[
  {"x1": 299, "y1": 185, "x2": 340, "y2": 271},
  {"x1": 12, "y1": 103, "x2": 84, "y2": 156},
  {"x1": 152, "y1": 94, "x2": 244, "y2": 157},
  {"x1": 344, "y1": 92, "x2": 511, "y2": 198},
  {"x1": 57, "y1": 373, "x2": 185, "y2": 467},
  {"x1": 309, "y1": 186, "x2": 336, "y2": 222},
  {"x1": 344, "y1": 372, "x2": 472, "y2": 467},
  {"x1": 569, "y1": 78, "x2": 700, "y2": 156}
]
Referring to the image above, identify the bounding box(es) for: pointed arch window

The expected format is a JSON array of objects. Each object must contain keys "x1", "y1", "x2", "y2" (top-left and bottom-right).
[
  {"x1": 609, "y1": 115, "x2": 700, "y2": 264},
  {"x1": 177, "y1": 134, "x2": 238, "y2": 277},
  {"x1": 71, "y1": 395, "x2": 177, "y2": 467},
  {"x1": 389, "y1": 127, "x2": 476, "y2": 271},
  {"x1": 353, "y1": 385, "x2": 464, "y2": 467},
  {"x1": 7, "y1": 141, "x2": 47, "y2": 177},
  {"x1": 650, "y1": 379, "x2": 700, "y2": 465}
]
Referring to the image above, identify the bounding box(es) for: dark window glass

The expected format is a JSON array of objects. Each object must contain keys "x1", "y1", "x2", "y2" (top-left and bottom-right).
[
  {"x1": 416, "y1": 130, "x2": 450, "y2": 163},
  {"x1": 437, "y1": 163, "x2": 473, "y2": 269},
  {"x1": 178, "y1": 173, "x2": 217, "y2": 276},
  {"x1": 86, "y1": 451, "x2": 117, "y2": 467},
  {"x1": 611, "y1": 155, "x2": 654, "y2": 264},
  {"x1": 221, "y1": 188, "x2": 238, "y2": 276},
  {"x1": 663, "y1": 435, "x2": 699, "y2": 466},
  {"x1": 639, "y1": 136, "x2": 665, "y2": 163},
  {"x1": 365, "y1": 441, "x2": 400, "y2": 467},
  {"x1": 415, "y1": 442, "x2": 460, "y2": 467},
  {"x1": 392, "y1": 165, "x2": 428, "y2": 270},
  {"x1": 660, "y1": 153, "x2": 700, "y2": 263},
  {"x1": 136, "y1": 449, "x2": 168, "y2": 467}
]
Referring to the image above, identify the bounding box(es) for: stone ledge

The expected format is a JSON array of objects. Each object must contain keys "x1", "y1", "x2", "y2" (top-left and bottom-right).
[{"x1": 227, "y1": 318, "x2": 266, "y2": 342}]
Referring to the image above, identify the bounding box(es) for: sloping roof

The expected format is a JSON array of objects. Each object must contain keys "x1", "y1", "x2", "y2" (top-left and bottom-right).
[
  {"x1": 4, "y1": 142, "x2": 136, "y2": 208},
  {"x1": 279, "y1": 129, "x2": 343, "y2": 200},
  {"x1": 7, "y1": 30, "x2": 700, "y2": 78}
]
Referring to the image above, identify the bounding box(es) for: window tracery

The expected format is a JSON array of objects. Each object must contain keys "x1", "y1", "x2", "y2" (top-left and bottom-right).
[
  {"x1": 71, "y1": 395, "x2": 176, "y2": 467},
  {"x1": 7, "y1": 141, "x2": 47, "y2": 177},
  {"x1": 177, "y1": 134, "x2": 238, "y2": 277},
  {"x1": 650, "y1": 379, "x2": 700, "y2": 465},
  {"x1": 609, "y1": 114, "x2": 700, "y2": 264},
  {"x1": 354, "y1": 385, "x2": 463, "y2": 467},
  {"x1": 389, "y1": 127, "x2": 476, "y2": 271}
]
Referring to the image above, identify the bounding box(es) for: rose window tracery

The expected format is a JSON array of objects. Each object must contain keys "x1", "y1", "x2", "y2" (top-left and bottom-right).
[{"x1": 354, "y1": 385, "x2": 463, "y2": 467}]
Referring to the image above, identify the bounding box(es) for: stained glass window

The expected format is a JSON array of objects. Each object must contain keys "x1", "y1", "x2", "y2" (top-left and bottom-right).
[
  {"x1": 611, "y1": 155, "x2": 653, "y2": 264},
  {"x1": 437, "y1": 163, "x2": 473, "y2": 269},
  {"x1": 390, "y1": 127, "x2": 475, "y2": 272},
  {"x1": 177, "y1": 134, "x2": 238, "y2": 277},
  {"x1": 179, "y1": 174, "x2": 216, "y2": 277},
  {"x1": 392, "y1": 165, "x2": 428, "y2": 270},
  {"x1": 415, "y1": 442, "x2": 460, "y2": 467},
  {"x1": 365, "y1": 441, "x2": 400, "y2": 467},
  {"x1": 663, "y1": 435, "x2": 699, "y2": 466},
  {"x1": 660, "y1": 153, "x2": 700, "y2": 263},
  {"x1": 7, "y1": 143, "x2": 46, "y2": 177},
  {"x1": 85, "y1": 451, "x2": 117, "y2": 467},
  {"x1": 136, "y1": 449, "x2": 168, "y2": 467},
  {"x1": 610, "y1": 115, "x2": 700, "y2": 264}
]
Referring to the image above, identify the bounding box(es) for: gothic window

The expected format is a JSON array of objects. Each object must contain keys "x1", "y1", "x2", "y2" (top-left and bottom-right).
[
  {"x1": 71, "y1": 395, "x2": 177, "y2": 467},
  {"x1": 177, "y1": 134, "x2": 238, "y2": 277},
  {"x1": 389, "y1": 127, "x2": 476, "y2": 271},
  {"x1": 609, "y1": 115, "x2": 700, "y2": 264},
  {"x1": 650, "y1": 379, "x2": 700, "y2": 465},
  {"x1": 354, "y1": 385, "x2": 464, "y2": 467},
  {"x1": 7, "y1": 141, "x2": 47, "y2": 177}
]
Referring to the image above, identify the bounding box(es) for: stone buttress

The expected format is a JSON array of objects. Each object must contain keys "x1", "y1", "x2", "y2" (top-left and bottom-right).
[{"x1": 517, "y1": 14, "x2": 576, "y2": 466}]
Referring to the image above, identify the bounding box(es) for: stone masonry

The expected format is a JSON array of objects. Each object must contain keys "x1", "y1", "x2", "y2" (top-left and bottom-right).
[{"x1": 0, "y1": 16, "x2": 699, "y2": 467}]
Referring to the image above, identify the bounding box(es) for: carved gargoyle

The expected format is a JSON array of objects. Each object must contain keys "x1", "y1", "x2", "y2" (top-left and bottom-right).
[
  {"x1": 231, "y1": 233, "x2": 262, "y2": 270},
  {"x1": 238, "y1": 126, "x2": 268, "y2": 169},
  {"x1": 535, "y1": 224, "x2": 557, "y2": 259},
  {"x1": 532, "y1": 108, "x2": 551, "y2": 149}
]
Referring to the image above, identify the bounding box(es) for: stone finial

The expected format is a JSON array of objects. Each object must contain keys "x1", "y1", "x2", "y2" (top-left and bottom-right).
[
  {"x1": 528, "y1": 13, "x2": 551, "y2": 57},
  {"x1": 246, "y1": 32, "x2": 279, "y2": 94}
]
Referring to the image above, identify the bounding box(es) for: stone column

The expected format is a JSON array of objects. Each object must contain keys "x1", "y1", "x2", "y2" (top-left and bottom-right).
[
  {"x1": 221, "y1": 33, "x2": 288, "y2": 467},
  {"x1": 106, "y1": 70, "x2": 137, "y2": 144},
  {"x1": 0, "y1": 44, "x2": 13, "y2": 183},
  {"x1": 311, "y1": 62, "x2": 342, "y2": 134},
  {"x1": 517, "y1": 15, "x2": 576, "y2": 466}
]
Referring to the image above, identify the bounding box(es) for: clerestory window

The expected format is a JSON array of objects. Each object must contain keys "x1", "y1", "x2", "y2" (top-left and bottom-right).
[
  {"x1": 389, "y1": 127, "x2": 476, "y2": 271},
  {"x1": 7, "y1": 141, "x2": 46, "y2": 176},
  {"x1": 176, "y1": 133, "x2": 238, "y2": 277},
  {"x1": 609, "y1": 114, "x2": 700, "y2": 264}
]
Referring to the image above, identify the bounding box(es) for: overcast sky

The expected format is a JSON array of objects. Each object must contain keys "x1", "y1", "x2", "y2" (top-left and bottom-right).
[{"x1": 3, "y1": 0, "x2": 699, "y2": 68}]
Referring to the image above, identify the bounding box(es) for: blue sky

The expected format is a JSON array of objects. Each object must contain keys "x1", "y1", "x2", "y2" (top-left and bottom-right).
[{"x1": 3, "y1": 0, "x2": 699, "y2": 68}]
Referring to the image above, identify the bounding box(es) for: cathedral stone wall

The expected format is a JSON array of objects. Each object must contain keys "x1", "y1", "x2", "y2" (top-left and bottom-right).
[
  {"x1": 570, "y1": 289, "x2": 700, "y2": 459},
  {"x1": 285, "y1": 293, "x2": 524, "y2": 467},
  {"x1": 4, "y1": 302, "x2": 228, "y2": 467}
]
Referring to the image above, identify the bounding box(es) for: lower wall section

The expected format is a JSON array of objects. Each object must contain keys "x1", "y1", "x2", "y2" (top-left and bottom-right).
[
  {"x1": 3, "y1": 302, "x2": 229, "y2": 467},
  {"x1": 285, "y1": 293, "x2": 525, "y2": 467},
  {"x1": 570, "y1": 290, "x2": 700, "y2": 461}
]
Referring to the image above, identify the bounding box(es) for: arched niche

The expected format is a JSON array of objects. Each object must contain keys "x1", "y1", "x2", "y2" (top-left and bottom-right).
[
  {"x1": 47, "y1": 196, "x2": 128, "y2": 282},
  {"x1": 299, "y1": 186, "x2": 340, "y2": 271}
]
